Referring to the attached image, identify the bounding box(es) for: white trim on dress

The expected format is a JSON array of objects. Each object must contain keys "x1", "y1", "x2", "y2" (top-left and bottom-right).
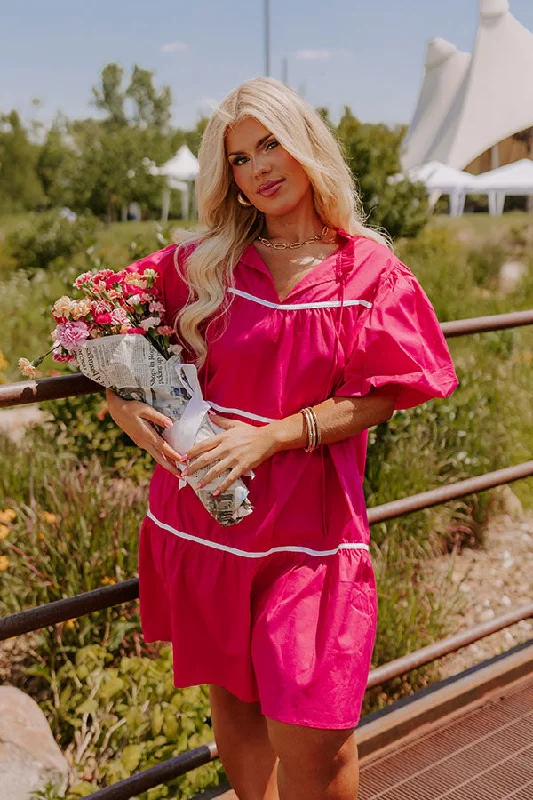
[
  {"x1": 228, "y1": 287, "x2": 372, "y2": 311},
  {"x1": 147, "y1": 509, "x2": 370, "y2": 558},
  {"x1": 208, "y1": 401, "x2": 275, "y2": 424}
]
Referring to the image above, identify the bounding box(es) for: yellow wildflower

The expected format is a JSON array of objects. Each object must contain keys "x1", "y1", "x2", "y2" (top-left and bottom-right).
[
  {"x1": 0, "y1": 509, "x2": 16, "y2": 523},
  {"x1": 42, "y1": 512, "x2": 59, "y2": 525},
  {"x1": 65, "y1": 619, "x2": 76, "y2": 629},
  {"x1": 101, "y1": 576, "x2": 116, "y2": 586},
  {"x1": 0, "y1": 524, "x2": 9, "y2": 541},
  {"x1": 0, "y1": 556, "x2": 10, "y2": 571},
  {"x1": 38, "y1": 531, "x2": 45, "y2": 541}
]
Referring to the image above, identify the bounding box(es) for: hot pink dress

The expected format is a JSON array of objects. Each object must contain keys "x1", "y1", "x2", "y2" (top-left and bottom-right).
[{"x1": 137, "y1": 229, "x2": 458, "y2": 729}]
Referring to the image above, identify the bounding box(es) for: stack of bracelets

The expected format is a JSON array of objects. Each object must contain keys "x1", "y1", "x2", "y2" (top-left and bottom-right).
[{"x1": 301, "y1": 406, "x2": 322, "y2": 453}]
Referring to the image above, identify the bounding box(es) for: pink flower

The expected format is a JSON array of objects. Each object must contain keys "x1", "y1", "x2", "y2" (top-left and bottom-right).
[
  {"x1": 122, "y1": 284, "x2": 144, "y2": 297},
  {"x1": 125, "y1": 327, "x2": 146, "y2": 334},
  {"x1": 74, "y1": 271, "x2": 94, "y2": 289},
  {"x1": 157, "y1": 325, "x2": 174, "y2": 336},
  {"x1": 139, "y1": 316, "x2": 161, "y2": 331},
  {"x1": 149, "y1": 300, "x2": 165, "y2": 314},
  {"x1": 55, "y1": 320, "x2": 91, "y2": 351},
  {"x1": 91, "y1": 300, "x2": 112, "y2": 315},
  {"x1": 110, "y1": 307, "x2": 129, "y2": 325},
  {"x1": 52, "y1": 352, "x2": 77, "y2": 363},
  {"x1": 94, "y1": 313, "x2": 113, "y2": 325}
]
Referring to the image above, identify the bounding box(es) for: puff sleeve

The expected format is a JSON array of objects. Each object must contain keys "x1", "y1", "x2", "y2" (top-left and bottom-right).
[
  {"x1": 133, "y1": 242, "x2": 193, "y2": 327},
  {"x1": 336, "y1": 260, "x2": 458, "y2": 411}
]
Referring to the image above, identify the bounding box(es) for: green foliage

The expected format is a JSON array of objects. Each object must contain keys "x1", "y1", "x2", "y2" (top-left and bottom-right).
[
  {"x1": 7, "y1": 211, "x2": 101, "y2": 272},
  {"x1": 36, "y1": 120, "x2": 71, "y2": 206},
  {"x1": 466, "y1": 242, "x2": 507, "y2": 289},
  {"x1": 0, "y1": 111, "x2": 44, "y2": 213},
  {"x1": 28, "y1": 645, "x2": 223, "y2": 799},
  {"x1": 42, "y1": 393, "x2": 153, "y2": 480},
  {"x1": 55, "y1": 120, "x2": 169, "y2": 221},
  {"x1": 92, "y1": 62, "x2": 172, "y2": 130},
  {"x1": 336, "y1": 107, "x2": 428, "y2": 238}
]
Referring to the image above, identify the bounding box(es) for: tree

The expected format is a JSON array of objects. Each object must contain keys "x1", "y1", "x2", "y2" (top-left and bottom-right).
[
  {"x1": 56, "y1": 120, "x2": 167, "y2": 220},
  {"x1": 337, "y1": 107, "x2": 428, "y2": 238},
  {"x1": 91, "y1": 63, "x2": 127, "y2": 126},
  {"x1": 91, "y1": 62, "x2": 172, "y2": 131},
  {"x1": 127, "y1": 65, "x2": 172, "y2": 130},
  {"x1": 0, "y1": 111, "x2": 44, "y2": 212},
  {"x1": 36, "y1": 115, "x2": 70, "y2": 204}
]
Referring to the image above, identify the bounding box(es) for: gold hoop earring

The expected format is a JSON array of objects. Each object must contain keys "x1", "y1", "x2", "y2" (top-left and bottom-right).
[{"x1": 237, "y1": 191, "x2": 252, "y2": 207}]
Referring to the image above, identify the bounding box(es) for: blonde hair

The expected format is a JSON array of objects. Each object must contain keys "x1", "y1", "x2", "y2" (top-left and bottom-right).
[{"x1": 177, "y1": 77, "x2": 388, "y2": 366}]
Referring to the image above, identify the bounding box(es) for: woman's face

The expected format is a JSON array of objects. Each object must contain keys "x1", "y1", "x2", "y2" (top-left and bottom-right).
[{"x1": 226, "y1": 117, "x2": 312, "y2": 216}]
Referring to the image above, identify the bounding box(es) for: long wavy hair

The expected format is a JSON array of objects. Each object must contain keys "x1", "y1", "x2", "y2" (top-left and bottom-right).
[{"x1": 176, "y1": 77, "x2": 388, "y2": 366}]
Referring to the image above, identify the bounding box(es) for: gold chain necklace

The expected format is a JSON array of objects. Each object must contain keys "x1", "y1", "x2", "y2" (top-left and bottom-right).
[{"x1": 257, "y1": 225, "x2": 330, "y2": 250}]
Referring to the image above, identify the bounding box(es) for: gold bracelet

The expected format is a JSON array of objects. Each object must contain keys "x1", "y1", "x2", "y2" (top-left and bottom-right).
[
  {"x1": 301, "y1": 406, "x2": 320, "y2": 452},
  {"x1": 301, "y1": 408, "x2": 314, "y2": 452}
]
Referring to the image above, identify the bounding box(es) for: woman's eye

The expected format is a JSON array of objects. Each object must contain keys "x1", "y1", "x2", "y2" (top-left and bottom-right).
[
  {"x1": 233, "y1": 156, "x2": 249, "y2": 166},
  {"x1": 266, "y1": 140, "x2": 279, "y2": 151}
]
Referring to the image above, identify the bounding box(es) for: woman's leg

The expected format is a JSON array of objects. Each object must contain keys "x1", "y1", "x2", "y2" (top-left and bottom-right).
[
  {"x1": 209, "y1": 684, "x2": 279, "y2": 800},
  {"x1": 266, "y1": 718, "x2": 358, "y2": 800}
]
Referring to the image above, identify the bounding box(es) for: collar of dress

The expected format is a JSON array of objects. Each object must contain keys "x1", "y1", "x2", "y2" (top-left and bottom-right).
[{"x1": 239, "y1": 228, "x2": 360, "y2": 288}]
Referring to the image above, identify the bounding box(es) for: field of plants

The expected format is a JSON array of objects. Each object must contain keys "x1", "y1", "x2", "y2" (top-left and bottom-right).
[{"x1": 1, "y1": 211, "x2": 533, "y2": 798}]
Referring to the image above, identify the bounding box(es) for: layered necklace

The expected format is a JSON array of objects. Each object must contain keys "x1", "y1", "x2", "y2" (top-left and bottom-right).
[{"x1": 257, "y1": 225, "x2": 330, "y2": 250}]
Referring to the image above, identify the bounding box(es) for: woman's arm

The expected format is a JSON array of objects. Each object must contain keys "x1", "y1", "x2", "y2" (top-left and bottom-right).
[
  {"x1": 183, "y1": 385, "x2": 399, "y2": 495},
  {"x1": 105, "y1": 389, "x2": 184, "y2": 477}
]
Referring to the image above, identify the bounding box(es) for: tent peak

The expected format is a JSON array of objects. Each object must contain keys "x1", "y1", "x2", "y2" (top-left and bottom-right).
[
  {"x1": 480, "y1": 0, "x2": 509, "y2": 18},
  {"x1": 426, "y1": 38, "x2": 461, "y2": 69}
]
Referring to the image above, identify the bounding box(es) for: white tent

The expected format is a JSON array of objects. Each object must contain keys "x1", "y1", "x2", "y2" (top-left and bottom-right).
[
  {"x1": 409, "y1": 162, "x2": 478, "y2": 216},
  {"x1": 153, "y1": 145, "x2": 200, "y2": 220},
  {"x1": 402, "y1": 39, "x2": 471, "y2": 171},
  {"x1": 422, "y1": 0, "x2": 533, "y2": 170},
  {"x1": 473, "y1": 158, "x2": 533, "y2": 214}
]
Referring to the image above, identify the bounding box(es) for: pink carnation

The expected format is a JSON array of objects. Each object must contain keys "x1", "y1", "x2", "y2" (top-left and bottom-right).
[
  {"x1": 94, "y1": 312, "x2": 113, "y2": 325},
  {"x1": 110, "y1": 307, "x2": 129, "y2": 325},
  {"x1": 91, "y1": 300, "x2": 112, "y2": 315},
  {"x1": 125, "y1": 327, "x2": 146, "y2": 334},
  {"x1": 74, "y1": 271, "x2": 94, "y2": 289},
  {"x1": 52, "y1": 352, "x2": 77, "y2": 363},
  {"x1": 157, "y1": 325, "x2": 174, "y2": 336},
  {"x1": 55, "y1": 320, "x2": 91, "y2": 351}
]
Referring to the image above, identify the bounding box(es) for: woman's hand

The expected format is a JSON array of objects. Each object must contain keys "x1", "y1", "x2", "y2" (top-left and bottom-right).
[
  {"x1": 105, "y1": 389, "x2": 183, "y2": 477},
  {"x1": 183, "y1": 413, "x2": 278, "y2": 495}
]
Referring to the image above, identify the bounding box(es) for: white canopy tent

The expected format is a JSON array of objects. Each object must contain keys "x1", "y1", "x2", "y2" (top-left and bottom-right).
[
  {"x1": 152, "y1": 145, "x2": 200, "y2": 220},
  {"x1": 421, "y1": 0, "x2": 533, "y2": 170},
  {"x1": 409, "y1": 162, "x2": 478, "y2": 216},
  {"x1": 402, "y1": 39, "x2": 471, "y2": 172},
  {"x1": 473, "y1": 158, "x2": 533, "y2": 214}
]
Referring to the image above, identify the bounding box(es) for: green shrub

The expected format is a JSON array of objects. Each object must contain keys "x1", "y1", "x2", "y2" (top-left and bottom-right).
[
  {"x1": 41, "y1": 393, "x2": 153, "y2": 480},
  {"x1": 466, "y1": 243, "x2": 506, "y2": 289},
  {"x1": 7, "y1": 211, "x2": 101, "y2": 272},
  {"x1": 27, "y1": 645, "x2": 223, "y2": 799}
]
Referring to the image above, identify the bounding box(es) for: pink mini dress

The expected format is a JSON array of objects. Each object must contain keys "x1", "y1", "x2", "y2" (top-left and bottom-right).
[{"x1": 137, "y1": 229, "x2": 458, "y2": 729}]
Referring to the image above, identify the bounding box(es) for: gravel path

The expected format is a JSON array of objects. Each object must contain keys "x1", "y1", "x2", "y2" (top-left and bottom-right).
[{"x1": 434, "y1": 507, "x2": 533, "y2": 679}]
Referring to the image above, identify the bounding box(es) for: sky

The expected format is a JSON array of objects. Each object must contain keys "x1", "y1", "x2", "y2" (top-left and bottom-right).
[{"x1": 2, "y1": 0, "x2": 533, "y2": 132}]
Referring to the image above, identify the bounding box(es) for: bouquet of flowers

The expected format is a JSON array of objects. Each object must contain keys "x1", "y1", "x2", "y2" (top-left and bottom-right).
[{"x1": 19, "y1": 264, "x2": 253, "y2": 526}]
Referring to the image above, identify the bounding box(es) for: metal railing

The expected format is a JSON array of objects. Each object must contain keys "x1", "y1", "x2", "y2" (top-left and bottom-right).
[{"x1": 1, "y1": 307, "x2": 533, "y2": 799}]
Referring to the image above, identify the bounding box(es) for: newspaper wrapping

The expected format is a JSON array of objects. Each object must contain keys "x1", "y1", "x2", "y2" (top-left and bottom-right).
[{"x1": 74, "y1": 334, "x2": 254, "y2": 526}]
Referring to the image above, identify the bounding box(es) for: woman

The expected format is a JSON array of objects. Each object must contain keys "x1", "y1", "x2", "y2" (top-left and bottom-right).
[{"x1": 107, "y1": 77, "x2": 458, "y2": 800}]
